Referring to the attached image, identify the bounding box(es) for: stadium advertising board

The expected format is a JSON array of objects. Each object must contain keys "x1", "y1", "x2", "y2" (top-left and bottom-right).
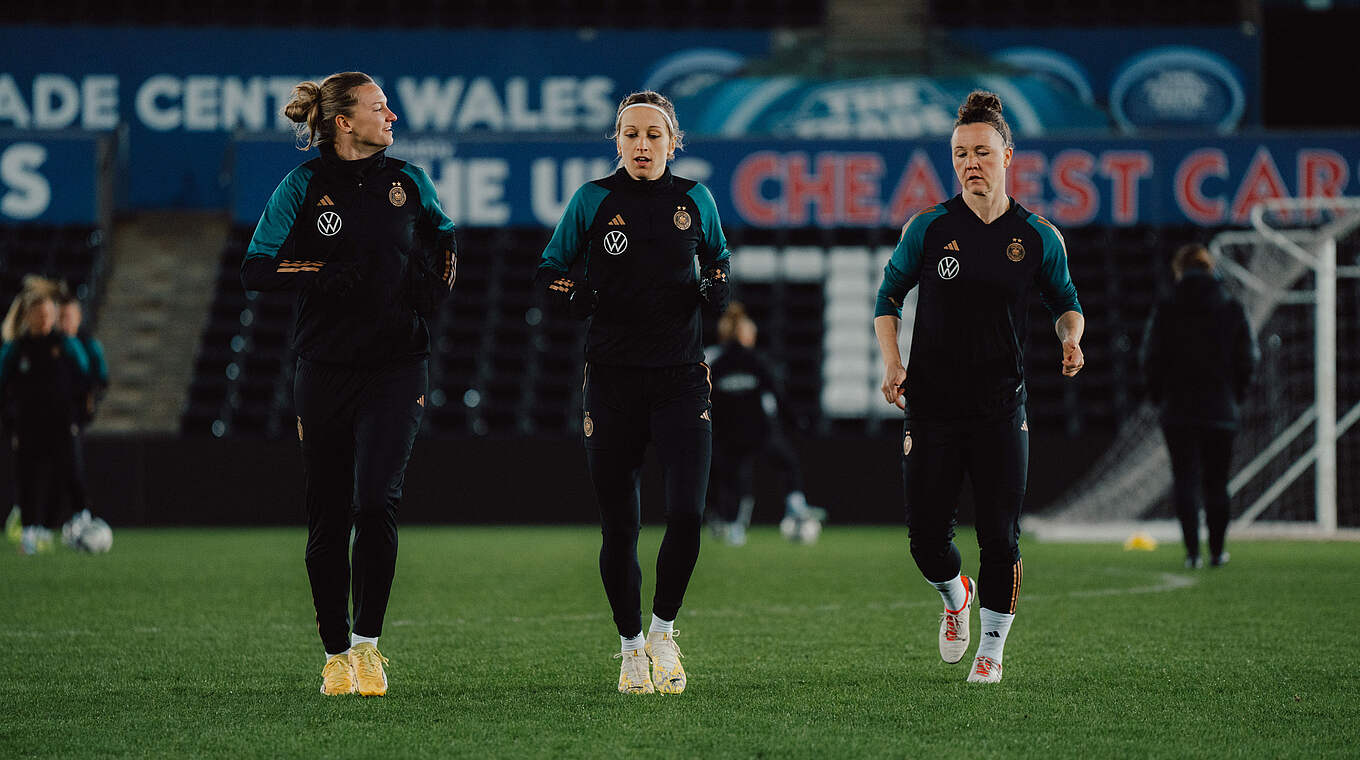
[
  {"x1": 0, "y1": 26, "x2": 770, "y2": 209},
  {"x1": 0, "y1": 132, "x2": 100, "y2": 224},
  {"x1": 233, "y1": 134, "x2": 1360, "y2": 229},
  {"x1": 950, "y1": 26, "x2": 1260, "y2": 133}
]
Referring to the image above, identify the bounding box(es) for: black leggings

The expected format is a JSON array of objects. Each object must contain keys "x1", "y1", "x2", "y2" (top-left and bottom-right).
[
  {"x1": 709, "y1": 431, "x2": 802, "y2": 523},
  {"x1": 294, "y1": 357, "x2": 426, "y2": 655},
  {"x1": 584, "y1": 363, "x2": 712, "y2": 637},
  {"x1": 903, "y1": 408, "x2": 1028, "y2": 614},
  {"x1": 1163, "y1": 425, "x2": 1235, "y2": 559}
]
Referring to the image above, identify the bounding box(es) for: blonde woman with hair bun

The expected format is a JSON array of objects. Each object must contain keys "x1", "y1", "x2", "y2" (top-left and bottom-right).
[{"x1": 241, "y1": 71, "x2": 458, "y2": 698}]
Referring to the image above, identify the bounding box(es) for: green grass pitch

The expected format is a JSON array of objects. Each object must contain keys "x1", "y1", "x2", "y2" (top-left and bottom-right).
[{"x1": 3, "y1": 525, "x2": 1357, "y2": 758}]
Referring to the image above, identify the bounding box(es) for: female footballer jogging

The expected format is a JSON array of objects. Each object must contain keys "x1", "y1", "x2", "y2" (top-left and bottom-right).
[
  {"x1": 241, "y1": 71, "x2": 456, "y2": 697},
  {"x1": 535, "y1": 90, "x2": 731, "y2": 695},
  {"x1": 874, "y1": 90, "x2": 1085, "y2": 684}
]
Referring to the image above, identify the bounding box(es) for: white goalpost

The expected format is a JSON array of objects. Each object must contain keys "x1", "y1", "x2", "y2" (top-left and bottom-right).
[{"x1": 1028, "y1": 197, "x2": 1360, "y2": 542}]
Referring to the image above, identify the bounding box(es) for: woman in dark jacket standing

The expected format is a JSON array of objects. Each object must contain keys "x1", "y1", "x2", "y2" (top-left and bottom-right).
[
  {"x1": 241, "y1": 71, "x2": 456, "y2": 697},
  {"x1": 1141, "y1": 243, "x2": 1259, "y2": 568}
]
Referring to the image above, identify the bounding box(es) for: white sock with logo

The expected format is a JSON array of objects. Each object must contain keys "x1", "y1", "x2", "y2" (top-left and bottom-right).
[
  {"x1": 351, "y1": 634, "x2": 378, "y2": 649},
  {"x1": 621, "y1": 633, "x2": 645, "y2": 654},
  {"x1": 976, "y1": 608, "x2": 1014, "y2": 662},
  {"x1": 930, "y1": 574, "x2": 969, "y2": 612},
  {"x1": 648, "y1": 614, "x2": 674, "y2": 636}
]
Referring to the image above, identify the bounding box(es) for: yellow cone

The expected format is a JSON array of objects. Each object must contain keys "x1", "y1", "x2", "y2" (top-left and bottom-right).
[{"x1": 1123, "y1": 532, "x2": 1158, "y2": 551}]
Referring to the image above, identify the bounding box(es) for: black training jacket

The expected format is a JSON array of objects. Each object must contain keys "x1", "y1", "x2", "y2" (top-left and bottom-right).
[
  {"x1": 536, "y1": 168, "x2": 731, "y2": 367},
  {"x1": 1141, "y1": 271, "x2": 1259, "y2": 430},
  {"x1": 240, "y1": 144, "x2": 456, "y2": 367}
]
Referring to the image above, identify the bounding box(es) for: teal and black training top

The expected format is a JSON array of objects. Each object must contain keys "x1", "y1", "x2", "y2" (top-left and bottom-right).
[
  {"x1": 241, "y1": 145, "x2": 456, "y2": 367},
  {"x1": 876, "y1": 194, "x2": 1082, "y2": 420},
  {"x1": 537, "y1": 167, "x2": 731, "y2": 367}
]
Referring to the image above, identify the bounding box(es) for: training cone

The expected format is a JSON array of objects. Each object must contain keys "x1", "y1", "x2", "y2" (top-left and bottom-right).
[{"x1": 1123, "y1": 532, "x2": 1158, "y2": 551}]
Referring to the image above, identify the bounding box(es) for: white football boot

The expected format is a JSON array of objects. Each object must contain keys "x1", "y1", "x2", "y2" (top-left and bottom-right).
[{"x1": 938, "y1": 575, "x2": 975, "y2": 664}]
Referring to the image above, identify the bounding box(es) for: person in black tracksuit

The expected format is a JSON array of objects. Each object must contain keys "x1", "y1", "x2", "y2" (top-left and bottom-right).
[
  {"x1": 1141, "y1": 244, "x2": 1258, "y2": 569},
  {"x1": 59, "y1": 295, "x2": 107, "y2": 528},
  {"x1": 874, "y1": 91, "x2": 1085, "y2": 685},
  {"x1": 706, "y1": 303, "x2": 821, "y2": 545},
  {"x1": 0, "y1": 287, "x2": 88, "y2": 554},
  {"x1": 240, "y1": 72, "x2": 456, "y2": 697},
  {"x1": 535, "y1": 91, "x2": 729, "y2": 695}
]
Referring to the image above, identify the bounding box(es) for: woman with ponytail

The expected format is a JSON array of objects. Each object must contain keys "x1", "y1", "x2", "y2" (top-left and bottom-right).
[{"x1": 241, "y1": 72, "x2": 457, "y2": 697}]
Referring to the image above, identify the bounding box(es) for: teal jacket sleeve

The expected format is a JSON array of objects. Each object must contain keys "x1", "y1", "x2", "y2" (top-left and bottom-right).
[
  {"x1": 538, "y1": 182, "x2": 609, "y2": 280},
  {"x1": 875, "y1": 211, "x2": 929, "y2": 318},
  {"x1": 241, "y1": 165, "x2": 326, "y2": 292},
  {"x1": 687, "y1": 182, "x2": 731, "y2": 272},
  {"x1": 1028, "y1": 215, "x2": 1082, "y2": 321}
]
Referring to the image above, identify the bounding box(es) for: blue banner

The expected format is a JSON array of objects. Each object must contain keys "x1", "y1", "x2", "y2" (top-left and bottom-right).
[
  {"x1": 0, "y1": 132, "x2": 101, "y2": 224},
  {"x1": 233, "y1": 133, "x2": 1360, "y2": 230},
  {"x1": 0, "y1": 26, "x2": 771, "y2": 209},
  {"x1": 950, "y1": 26, "x2": 1260, "y2": 133}
]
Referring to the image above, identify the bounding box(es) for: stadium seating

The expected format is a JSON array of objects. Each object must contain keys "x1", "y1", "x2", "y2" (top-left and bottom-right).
[
  {"x1": 0, "y1": 225, "x2": 106, "y2": 323},
  {"x1": 185, "y1": 222, "x2": 1227, "y2": 440}
]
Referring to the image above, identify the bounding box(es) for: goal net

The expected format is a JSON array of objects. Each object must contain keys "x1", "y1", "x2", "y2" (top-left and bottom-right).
[{"x1": 1030, "y1": 198, "x2": 1360, "y2": 541}]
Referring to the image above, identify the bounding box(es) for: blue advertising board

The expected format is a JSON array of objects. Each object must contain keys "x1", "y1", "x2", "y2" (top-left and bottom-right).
[
  {"x1": 0, "y1": 26, "x2": 771, "y2": 210},
  {"x1": 950, "y1": 26, "x2": 1260, "y2": 133},
  {"x1": 0, "y1": 132, "x2": 101, "y2": 224},
  {"x1": 234, "y1": 134, "x2": 1360, "y2": 230}
]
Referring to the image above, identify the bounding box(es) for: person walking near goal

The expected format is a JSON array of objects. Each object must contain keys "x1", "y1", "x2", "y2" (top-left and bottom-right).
[
  {"x1": 1141, "y1": 243, "x2": 1258, "y2": 569},
  {"x1": 873, "y1": 91, "x2": 1085, "y2": 684},
  {"x1": 241, "y1": 71, "x2": 456, "y2": 697},
  {"x1": 535, "y1": 90, "x2": 730, "y2": 695}
]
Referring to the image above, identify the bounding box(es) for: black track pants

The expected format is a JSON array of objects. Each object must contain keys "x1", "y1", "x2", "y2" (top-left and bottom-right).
[
  {"x1": 1163, "y1": 425, "x2": 1235, "y2": 560},
  {"x1": 584, "y1": 363, "x2": 712, "y2": 637},
  {"x1": 294, "y1": 357, "x2": 426, "y2": 654},
  {"x1": 903, "y1": 407, "x2": 1028, "y2": 614}
]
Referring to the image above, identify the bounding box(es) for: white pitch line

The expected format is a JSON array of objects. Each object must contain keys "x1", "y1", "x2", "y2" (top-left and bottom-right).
[{"x1": 2, "y1": 568, "x2": 1197, "y2": 638}]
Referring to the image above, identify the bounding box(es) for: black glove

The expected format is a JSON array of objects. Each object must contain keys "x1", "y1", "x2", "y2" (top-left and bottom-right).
[
  {"x1": 407, "y1": 243, "x2": 455, "y2": 318},
  {"x1": 699, "y1": 266, "x2": 729, "y2": 313},
  {"x1": 568, "y1": 284, "x2": 599, "y2": 320},
  {"x1": 535, "y1": 268, "x2": 598, "y2": 320},
  {"x1": 314, "y1": 260, "x2": 363, "y2": 298}
]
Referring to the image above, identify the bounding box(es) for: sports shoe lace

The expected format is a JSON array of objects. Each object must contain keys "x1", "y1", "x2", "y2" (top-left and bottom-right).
[
  {"x1": 650, "y1": 633, "x2": 684, "y2": 671},
  {"x1": 940, "y1": 611, "x2": 963, "y2": 642},
  {"x1": 973, "y1": 656, "x2": 997, "y2": 676},
  {"x1": 322, "y1": 656, "x2": 351, "y2": 683},
  {"x1": 353, "y1": 646, "x2": 389, "y2": 681},
  {"x1": 614, "y1": 649, "x2": 649, "y2": 683}
]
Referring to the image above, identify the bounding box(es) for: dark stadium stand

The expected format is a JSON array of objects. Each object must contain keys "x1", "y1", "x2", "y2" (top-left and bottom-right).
[
  {"x1": 189, "y1": 223, "x2": 1220, "y2": 440},
  {"x1": 0, "y1": 225, "x2": 106, "y2": 319}
]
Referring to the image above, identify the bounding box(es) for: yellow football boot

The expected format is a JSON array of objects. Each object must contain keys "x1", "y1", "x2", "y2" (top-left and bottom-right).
[
  {"x1": 349, "y1": 642, "x2": 389, "y2": 697},
  {"x1": 320, "y1": 654, "x2": 356, "y2": 696}
]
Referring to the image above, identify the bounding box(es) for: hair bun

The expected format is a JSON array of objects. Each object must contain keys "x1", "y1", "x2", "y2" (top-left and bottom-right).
[
  {"x1": 959, "y1": 90, "x2": 1003, "y2": 120},
  {"x1": 283, "y1": 81, "x2": 320, "y2": 124}
]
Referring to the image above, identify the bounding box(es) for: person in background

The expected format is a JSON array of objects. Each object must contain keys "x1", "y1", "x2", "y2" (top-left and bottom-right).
[
  {"x1": 0, "y1": 280, "x2": 89, "y2": 555},
  {"x1": 706, "y1": 303, "x2": 825, "y2": 546},
  {"x1": 1141, "y1": 243, "x2": 1258, "y2": 569},
  {"x1": 241, "y1": 71, "x2": 457, "y2": 697},
  {"x1": 873, "y1": 91, "x2": 1084, "y2": 685},
  {"x1": 57, "y1": 290, "x2": 108, "y2": 544},
  {"x1": 535, "y1": 90, "x2": 730, "y2": 695}
]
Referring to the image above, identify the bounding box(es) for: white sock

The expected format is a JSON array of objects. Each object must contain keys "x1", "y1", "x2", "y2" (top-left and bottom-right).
[
  {"x1": 621, "y1": 633, "x2": 645, "y2": 654},
  {"x1": 648, "y1": 614, "x2": 674, "y2": 636},
  {"x1": 785, "y1": 491, "x2": 807, "y2": 515},
  {"x1": 325, "y1": 649, "x2": 350, "y2": 661},
  {"x1": 975, "y1": 608, "x2": 1015, "y2": 662},
  {"x1": 351, "y1": 634, "x2": 378, "y2": 648},
  {"x1": 930, "y1": 573, "x2": 969, "y2": 612}
]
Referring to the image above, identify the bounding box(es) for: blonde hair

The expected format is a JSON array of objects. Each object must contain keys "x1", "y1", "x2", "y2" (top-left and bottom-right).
[
  {"x1": 1172, "y1": 243, "x2": 1215, "y2": 279},
  {"x1": 717, "y1": 303, "x2": 753, "y2": 344},
  {"x1": 283, "y1": 72, "x2": 376, "y2": 150},
  {"x1": 2, "y1": 276, "x2": 61, "y2": 342},
  {"x1": 611, "y1": 91, "x2": 684, "y2": 163}
]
